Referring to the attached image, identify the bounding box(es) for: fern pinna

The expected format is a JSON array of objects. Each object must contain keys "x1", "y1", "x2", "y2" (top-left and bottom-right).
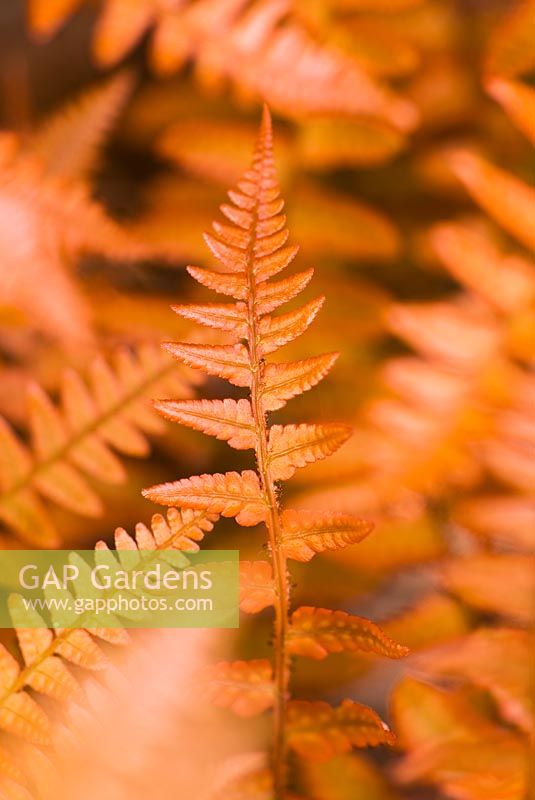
[{"x1": 143, "y1": 107, "x2": 408, "y2": 796}]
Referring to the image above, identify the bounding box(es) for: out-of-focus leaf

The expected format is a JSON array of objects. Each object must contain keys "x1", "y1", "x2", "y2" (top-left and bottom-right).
[
  {"x1": 28, "y1": 71, "x2": 134, "y2": 181},
  {"x1": 448, "y1": 150, "x2": 535, "y2": 254},
  {"x1": 415, "y1": 628, "x2": 534, "y2": 732},
  {"x1": 392, "y1": 679, "x2": 529, "y2": 800},
  {"x1": 384, "y1": 594, "x2": 472, "y2": 651},
  {"x1": 297, "y1": 118, "x2": 405, "y2": 170},
  {"x1": 295, "y1": 752, "x2": 400, "y2": 800},
  {"x1": 487, "y1": 78, "x2": 535, "y2": 147},
  {"x1": 441, "y1": 554, "x2": 535, "y2": 625},
  {"x1": 453, "y1": 494, "x2": 535, "y2": 552},
  {"x1": 485, "y1": 0, "x2": 535, "y2": 78},
  {"x1": 290, "y1": 181, "x2": 400, "y2": 261}
]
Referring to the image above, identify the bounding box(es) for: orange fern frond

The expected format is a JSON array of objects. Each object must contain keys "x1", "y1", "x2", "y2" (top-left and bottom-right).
[
  {"x1": 28, "y1": 0, "x2": 418, "y2": 129},
  {"x1": 142, "y1": 107, "x2": 391, "y2": 796},
  {"x1": 0, "y1": 79, "x2": 155, "y2": 345},
  {"x1": 202, "y1": 659, "x2": 275, "y2": 717},
  {"x1": 28, "y1": 71, "x2": 134, "y2": 181},
  {"x1": 0, "y1": 345, "x2": 193, "y2": 545},
  {"x1": 288, "y1": 607, "x2": 409, "y2": 661},
  {"x1": 280, "y1": 510, "x2": 373, "y2": 562},
  {"x1": 287, "y1": 700, "x2": 395, "y2": 761},
  {"x1": 0, "y1": 506, "x2": 219, "y2": 775}
]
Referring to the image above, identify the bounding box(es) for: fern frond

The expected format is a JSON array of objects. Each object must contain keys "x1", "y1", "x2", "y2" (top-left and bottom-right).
[
  {"x1": 288, "y1": 607, "x2": 409, "y2": 660},
  {"x1": 143, "y1": 108, "x2": 386, "y2": 795},
  {"x1": 28, "y1": 71, "x2": 134, "y2": 180},
  {"x1": 202, "y1": 660, "x2": 275, "y2": 717},
  {"x1": 0, "y1": 507, "x2": 217, "y2": 773},
  {"x1": 239, "y1": 561, "x2": 275, "y2": 614},
  {"x1": 28, "y1": 0, "x2": 417, "y2": 128},
  {"x1": 280, "y1": 509, "x2": 373, "y2": 563},
  {"x1": 0, "y1": 345, "x2": 193, "y2": 545},
  {"x1": 287, "y1": 700, "x2": 395, "y2": 760},
  {"x1": 143, "y1": 471, "x2": 267, "y2": 526},
  {"x1": 429, "y1": 222, "x2": 535, "y2": 315}
]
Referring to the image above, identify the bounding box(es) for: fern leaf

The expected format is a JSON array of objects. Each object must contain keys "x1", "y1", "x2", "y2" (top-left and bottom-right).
[
  {"x1": 154, "y1": 399, "x2": 256, "y2": 450},
  {"x1": 53, "y1": 630, "x2": 107, "y2": 670},
  {"x1": 0, "y1": 692, "x2": 50, "y2": 746},
  {"x1": 415, "y1": 628, "x2": 533, "y2": 733},
  {"x1": 485, "y1": 0, "x2": 535, "y2": 79},
  {"x1": 172, "y1": 302, "x2": 248, "y2": 337},
  {"x1": 441, "y1": 554, "x2": 535, "y2": 625},
  {"x1": 453, "y1": 494, "x2": 535, "y2": 551},
  {"x1": 0, "y1": 345, "x2": 193, "y2": 545},
  {"x1": 449, "y1": 150, "x2": 535, "y2": 254},
  {"x1": 287, "y1": 699, "x2": 395, "y2": 760},
  {"x1": 386, "y1": 300, "x2": 497, "y2": 369},
  {"x1": 112, "y1": 508, "x2": 219, "y2": 552},
  {"x1": 280, "y1": 510, "x2": 374, "y2": 562},
  {"x1": 256, "y1": 268, "x2": 314, "y2": 315},
  {"x1": 28, "y1": 71, "x2": 133, "y2": 180},
  {"x1": 288, "y1": 607, "x2": 409, "y2": 660},
  {"x1": 391, "y1": 678, "x2": 527, "y2": 799},
  {"x1": 258, "y1": 297, "x2": 325, "y2": 356},
  {"x1": 163, "y1": 342, "x2": 251, "y2": 387},
  {"x1": 429, "y1": 222, "x2": 535, "y2": 315},
  {"x1": 202, "y1": 659, "x2": 274, "y2": 717},
  {"x1": 261, "y1": 354, "x2": 339, "y2": 412},
  {"x1": 268, "y1": 424, "x2": 352, "y2": 481},
  {"x1": 487, "y1": 78, "x2": 535, "y2": 147},
  {"x1": 25, "y1": 656, "x2": 81, "y2": 703},
  {"x1": 143, "y1": 471, "x2": 267, "y2": 526},
  {"x1": 186, "y1": 265, "x2": 248, "y2": 299},
  {"x1": 28, "y1": 0, "x2": 82, "y2": 38},
  {"x1": 239, "y1": 561, "x2": 275, "y2": 614},
  {"x1": 27, "y1": 383, "x2": 102, "y2": 517}
]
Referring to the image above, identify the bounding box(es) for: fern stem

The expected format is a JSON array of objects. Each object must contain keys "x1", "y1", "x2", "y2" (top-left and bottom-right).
[{"x1": 245, "y1": 216, "x2": 290, "y2": 797}]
